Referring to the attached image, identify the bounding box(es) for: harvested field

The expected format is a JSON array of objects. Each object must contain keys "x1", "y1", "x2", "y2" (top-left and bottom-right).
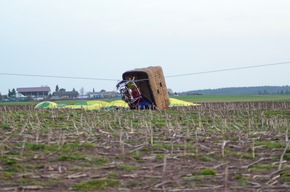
[{"x1": 0, "y1": 102, "x2": 290, "y2": 191}]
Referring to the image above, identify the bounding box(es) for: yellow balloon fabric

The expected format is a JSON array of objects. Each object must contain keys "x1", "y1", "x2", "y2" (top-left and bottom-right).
[
  {"x1": 169, "y1": 98, "x2": 199, "y2": 107},
  {"x1": 35, "y1": 101, "x2": 58, "y2": 109},
  {"x1": 35, "y1": 98, "x2": 199, "y2": 110}
]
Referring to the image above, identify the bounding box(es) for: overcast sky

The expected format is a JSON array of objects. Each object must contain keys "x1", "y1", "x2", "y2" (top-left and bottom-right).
[{"x1": 1, "y1": 0, "x2": 290, "y2": 94}]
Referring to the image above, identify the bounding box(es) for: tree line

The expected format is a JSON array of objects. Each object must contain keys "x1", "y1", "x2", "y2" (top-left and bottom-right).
[{"x1": 183, "y1": 85, "x2": 290, "y2": 95}]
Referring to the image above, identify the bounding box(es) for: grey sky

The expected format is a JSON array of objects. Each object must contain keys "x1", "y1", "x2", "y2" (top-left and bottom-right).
[{"x1": 1, "y1": 0, "x2": 290, "y2": 94}]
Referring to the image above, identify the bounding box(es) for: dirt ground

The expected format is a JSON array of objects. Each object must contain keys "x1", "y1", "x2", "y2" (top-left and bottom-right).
[{"x1": 0, "y1": 103, "x2": 290, "y2": 191}]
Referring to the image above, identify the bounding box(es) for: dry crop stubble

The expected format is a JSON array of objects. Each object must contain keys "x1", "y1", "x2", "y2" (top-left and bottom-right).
[{"x1": 0, "y1": 102, "x2": 290, "y2": 191}]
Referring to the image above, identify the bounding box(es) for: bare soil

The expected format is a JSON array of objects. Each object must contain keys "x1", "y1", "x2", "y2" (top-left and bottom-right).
[{"x1": 0, "y1": 102, "x2": 290, "y2": 191}]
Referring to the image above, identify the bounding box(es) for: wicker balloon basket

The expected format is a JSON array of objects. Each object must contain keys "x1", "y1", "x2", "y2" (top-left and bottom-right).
[{"x1": 122, "y1": 66, "x2": 170, "y2": 110}]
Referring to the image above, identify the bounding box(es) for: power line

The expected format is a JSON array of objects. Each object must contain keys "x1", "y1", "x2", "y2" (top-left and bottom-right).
[
  {"x1": 165, "y1": 61, "x2": 290, "y2": 78},
  {"x1": 0, "y1": 61, "x2": 290, "y2": 81},
  {"x1": 0, "y1": 73, "x2": 119, "y2": 81}
]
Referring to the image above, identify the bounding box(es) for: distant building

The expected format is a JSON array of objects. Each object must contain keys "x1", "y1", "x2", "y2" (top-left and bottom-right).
[
  {"x1": 76, "y1": 95, "x2": 89, "y2": 99},
  {"x1": 16, "y1": 87, "x2": 51, "y2": 99},
  {"x1": 87, "y1": 91, "x2": 121, "y2": 99},
  {"x1": 52, "y1": 88, "x2": 79, "y2": 99}
]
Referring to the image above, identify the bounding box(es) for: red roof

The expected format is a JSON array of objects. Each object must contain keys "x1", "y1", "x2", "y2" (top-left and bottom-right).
[{"x1": 17, "y1": 87, "x2": 51, "y2": 93}]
